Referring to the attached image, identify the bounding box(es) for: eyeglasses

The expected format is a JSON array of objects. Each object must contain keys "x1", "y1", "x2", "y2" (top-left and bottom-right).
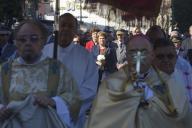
[
  {"x1": 156, "y1": 53, "x2": 176, "y2": 60},
  {"x1": 16, "y1": 35, "x2": 42, "y2": 44}
]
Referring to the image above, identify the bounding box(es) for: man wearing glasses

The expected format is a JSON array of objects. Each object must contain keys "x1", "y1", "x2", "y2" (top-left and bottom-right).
[
  {"x1": 153, "y1": 38, "x2": 192, "y2": 111},
  {"x1": 0, "y1": 20, "x2": 81, "y2": 128},
  {"x1": 88, "y1": 35, "x2": 192, "y2": 128},
  {"x1": 152, "y1": 38, "x2": 178, "y2": 74},
  {"x1": 111, "y1": 30, "x2": 128, "y2": 70}
]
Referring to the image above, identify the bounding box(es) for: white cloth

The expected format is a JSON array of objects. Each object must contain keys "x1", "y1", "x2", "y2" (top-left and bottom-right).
[
  {"x1": 43, "y1": 43, "x2": 98, "y2": 128},
  {"x1": 0, "y1": 95, "x2": 66, "y2": 128},
  {"x1": 176, "y1": 56, "x2": 192, "y2": 73},
  {"x1": 132, "y1": 81, "x2": 154, "y2": 100},
  {"x1": 53, "y1": 96, "x2": 71, "y2": 128},
  {"x1": 176, "y1": 56, "x2": 192, "y2": 111}
]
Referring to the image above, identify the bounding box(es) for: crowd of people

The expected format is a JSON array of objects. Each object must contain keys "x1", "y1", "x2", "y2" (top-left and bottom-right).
[{"x1": 0, "y1": 13, "x2": 192, "y2": 128}]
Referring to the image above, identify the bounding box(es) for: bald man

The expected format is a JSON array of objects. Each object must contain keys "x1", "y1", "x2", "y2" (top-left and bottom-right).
[{"x1": 87, "y1": 35, "x2": 192, "y2": 128}]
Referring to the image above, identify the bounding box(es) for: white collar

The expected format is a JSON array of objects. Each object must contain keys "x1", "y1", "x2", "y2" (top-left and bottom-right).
[
  {"x1": 17, "y1": 53, "x2": 47, "y2": 65},
  {"x1": 58, "y1": 43, "x2": 74, "y2": 53}
]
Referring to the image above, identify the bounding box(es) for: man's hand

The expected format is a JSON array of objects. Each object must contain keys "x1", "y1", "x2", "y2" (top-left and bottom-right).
[
  {"x1": 34, "y1": 95, "x2": 56, "y2": 108},
  {"x1": 0, "y1": 106, "x2": 13, "y2": 121}
]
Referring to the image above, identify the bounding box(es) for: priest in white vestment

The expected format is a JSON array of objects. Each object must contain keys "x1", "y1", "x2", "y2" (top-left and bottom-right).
[{"x1": 43, "y1": 13, "x2": 98, "y2": 128}]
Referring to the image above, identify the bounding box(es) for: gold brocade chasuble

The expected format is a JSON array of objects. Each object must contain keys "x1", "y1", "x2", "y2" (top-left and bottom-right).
[
  {"x1": 87, "y1": 66, "x2": 192, "y2": 128},
  {"x1": 0, "y1": 57, "x2": 81, "y2": 128}
]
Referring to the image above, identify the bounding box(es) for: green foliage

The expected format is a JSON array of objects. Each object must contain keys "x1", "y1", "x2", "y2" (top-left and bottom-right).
[{"x1": 172, "y1": 0, "x2": 192, "y2": 33}]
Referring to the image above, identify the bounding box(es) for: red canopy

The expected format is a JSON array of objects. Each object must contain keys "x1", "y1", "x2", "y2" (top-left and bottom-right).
[{"x1": 86, "y1": 0, "x2": 162, "y2": 19}]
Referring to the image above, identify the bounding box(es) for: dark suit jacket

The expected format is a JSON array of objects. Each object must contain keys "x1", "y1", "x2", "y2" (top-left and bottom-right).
[
  {"x1": 91, "y1": 45, "x2": 117, "y2": 74},
  {"x1": 110, "y1": 40, "x2": 127, "y2": 65}
]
